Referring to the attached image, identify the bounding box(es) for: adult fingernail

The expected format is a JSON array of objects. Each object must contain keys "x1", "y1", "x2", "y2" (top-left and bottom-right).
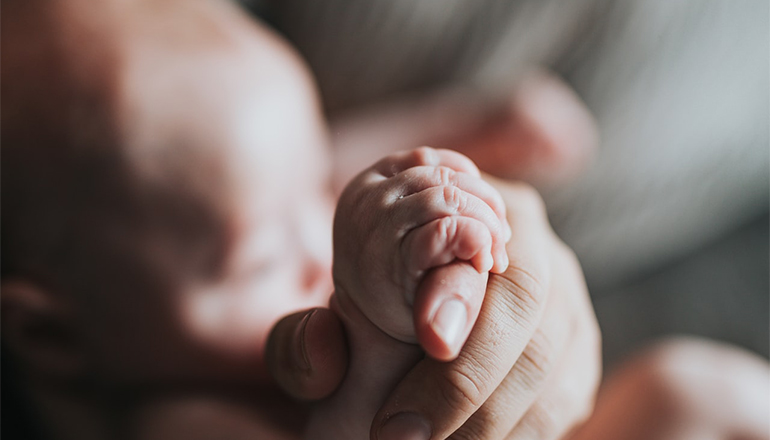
[
  {"x1": 431, "y1": 299, "x2": 467, "y2": 350},
  {"x1": 378, "y1": 412, "x2": 432, "y2": 440},
  {"x1": 292, "y1": 310, "x2": 314, "y2": 372}
]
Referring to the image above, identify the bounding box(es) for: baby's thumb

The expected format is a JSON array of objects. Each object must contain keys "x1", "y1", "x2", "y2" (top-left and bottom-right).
[
  {"x1": 265, "y1": 308, "x2": 348, "y2": 400},
  {"x1": 413, "y1": 261, "x2": 487, "y2": 362}
]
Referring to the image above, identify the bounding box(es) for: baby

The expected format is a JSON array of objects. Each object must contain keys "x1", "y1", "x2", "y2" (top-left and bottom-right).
[{"x1": 2, "y1": 0, "x2": 506, "y2": 439}]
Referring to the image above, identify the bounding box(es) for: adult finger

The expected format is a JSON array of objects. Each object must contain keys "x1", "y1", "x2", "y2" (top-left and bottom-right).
[
  {"x1": 446, "y1": 262, "x2": 575, "y2": 440},
  {"x1": 505, "y1": 295, "x2": 601, "y2": 440},
  {"x1": 503, "y1": 247, "x2": 600, "y2": 440},
  {"x1": 412, "y1": 261, "x2": 489, "y2": 362},
  {"x1": 372, "y1": 183, "x2": 553, "y2": 440},
  {"x1": 265, "y1": 308, "x2": 348, "y2": 401}
]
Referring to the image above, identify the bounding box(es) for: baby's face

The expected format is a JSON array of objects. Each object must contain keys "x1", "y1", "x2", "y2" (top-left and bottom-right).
[{"x1": 78, "y1": 4, "x2": 334, "y2": 389}]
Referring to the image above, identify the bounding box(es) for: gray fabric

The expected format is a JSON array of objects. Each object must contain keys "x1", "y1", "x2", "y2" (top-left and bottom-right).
[
  {"x1": 595, "y1": 213, "x2": 769, "y2": 366},
  {"x1": 254, "y1": 0, "x2": 769, "y2": 291},
  {"x1": 546, "y1": 1, "x2": 769, "y2": 288},
  {"x1": 264, "y1": 0, "x2": 599, "y2": 111}
]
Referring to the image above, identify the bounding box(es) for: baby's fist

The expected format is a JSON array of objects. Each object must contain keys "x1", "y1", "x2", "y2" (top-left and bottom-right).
[{"x1": 333, "y1": 147, "x2": 510, "y2": 353}]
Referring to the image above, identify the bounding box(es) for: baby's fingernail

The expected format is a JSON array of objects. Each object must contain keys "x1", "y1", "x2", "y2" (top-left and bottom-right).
[
  {"x1": 482, "y1": 252, "x2": 494, "y2": 273},
  {"x1": 378, "y1": 412, "x2": 432, "y2": 440},
  {"x1": 504, "y1": 221, "x2": 512, "y2": 242},
  {"x1": 431, "y1": 299, "x2": 467, "y2": 351},
  {"x1": 492, "y1": 250, "x2": 509, "y2": 273}
]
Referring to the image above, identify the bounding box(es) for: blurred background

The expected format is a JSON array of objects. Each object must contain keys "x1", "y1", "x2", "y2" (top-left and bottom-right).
[
  {"x1": 2, "y1": 2, "x2": 767, "y2": 439},
  {"x1": 241, "y1": 0, "x2": 769, "y2": 368}
]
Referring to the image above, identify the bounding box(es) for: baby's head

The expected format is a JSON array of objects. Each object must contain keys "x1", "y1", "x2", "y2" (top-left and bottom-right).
[{"x1": 2, "y1": 0, "x2": 333, "y2": 393}]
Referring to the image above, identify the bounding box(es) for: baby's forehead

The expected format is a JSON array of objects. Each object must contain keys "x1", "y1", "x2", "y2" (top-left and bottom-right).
[
  {"x1": 5, "y1": 0, "x2": 330, "y2": 292},
  {"x1": 115, "y1": 4, "x2": 327, "y2": 209}
]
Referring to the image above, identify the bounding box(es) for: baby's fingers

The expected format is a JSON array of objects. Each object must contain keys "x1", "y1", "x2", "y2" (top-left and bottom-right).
[
  {"x1": 387, "y1": 165, "x2": 509, "y2": 228},
  {"x1": 373, "y1": 146, "x2": 481, "y2": 177},
  {"x1": 395, "y1": 186, "x2": 510, "y2": 273},
  {"x1": 401, "y1": 216, "x2": 493, "y2": 301}
]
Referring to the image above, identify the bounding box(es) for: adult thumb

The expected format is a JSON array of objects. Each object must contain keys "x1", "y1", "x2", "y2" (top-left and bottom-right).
[{"x1": 265, "y1": 308, "x2": 348, "y2": 401}]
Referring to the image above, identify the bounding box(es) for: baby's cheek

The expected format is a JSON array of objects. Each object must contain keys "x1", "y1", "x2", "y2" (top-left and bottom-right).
[
  {"x1": 297, "y1": 197, "x2": 334, "y2": 268},
  {"x1": 182, "y1": 272, "x2": 330, "y2": 358},
  {"x1": 181, "y1": 289, "x2": 274, "y2": 356}
]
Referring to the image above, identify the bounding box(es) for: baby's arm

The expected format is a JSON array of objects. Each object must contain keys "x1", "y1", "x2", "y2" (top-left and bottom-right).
[{"x1": 306, "y1": 147, "x2": 510, "y2": 440}]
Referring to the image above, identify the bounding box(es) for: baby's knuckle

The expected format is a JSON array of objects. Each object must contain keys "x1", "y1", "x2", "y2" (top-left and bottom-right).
[
  {"x1": 436, "y1": 216, "x2": 458, "y2": 244},
  {"x1": 412, "y1": 146, "x2": 438, "y2": 166},
  {"x1": 434, "y1": 166, "x2": 457, "y2": 187},
  {"x1": 442, "y1": 185, "x2": 463, "y2": 212}
]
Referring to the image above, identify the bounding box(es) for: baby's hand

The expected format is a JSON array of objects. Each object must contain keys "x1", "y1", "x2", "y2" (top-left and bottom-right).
[
  {"x1": 333, "y1": 147, "x2": 510, "y2": 357},
  {"x1": 305, "y1": 148, "x2": 510, "y2": 440}
]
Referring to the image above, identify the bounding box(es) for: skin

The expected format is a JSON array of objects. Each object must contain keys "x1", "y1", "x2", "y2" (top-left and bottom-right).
[
  {"x1": 270, "y1": 177, "x2": 603, "y2": 440},
  {"x1": 3, "y1": 0, "x2": 602, "y2": 439},
  {"x1": 7, "y1": 1, "x2": 764, "y2": 440},
  {"x1": 308, "y1": 147, "x2": 511, "y2": 440}
]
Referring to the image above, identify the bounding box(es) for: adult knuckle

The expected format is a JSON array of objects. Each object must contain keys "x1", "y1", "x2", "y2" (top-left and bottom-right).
[
  {"x1": 494, "y1": 265, "x2": 547, "y2": 321},
  {"x1": 558, "y1": 388, "x2": 594, "y2": 437},
  {"x1": 450, "y1": 401, "x2": 510, "y2": 440},
  {"x1": 518, "y1": 330, "x2": 559, "y2": 385},
  {"x1": 450, "y1": 427, "x2": 481, "y2": 440},
  {"x1": 507, "y1": 182, "x2": 547, "y2": 218},
  {"x1": 572, "y1": 394, "x2": 595, "y2": 428},
  {"x1": 438, "y1": 364, "x2": 490, "y2": 414},
  {"x1": 531, "y1": 375, "x2": 597, "y2": 439},
  {"x1": 523, "y1": 401, "x2": 562, "y2": 440},
  {"x1": 517, "y1": 183, "x2": 545, "y2": 209},
  {"x1": 585, "y1": 324, "x2": 603, "y2": 392},
  {"x1": 555, "y1": 240, "x2": 581, "y2": 269}
]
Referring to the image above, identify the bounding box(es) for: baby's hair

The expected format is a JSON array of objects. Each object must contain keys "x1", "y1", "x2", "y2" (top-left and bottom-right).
[
  {"x1": 2, "y1": 25, "x2": 125, "y2": 293},
  {"x1": 1, "y1": 23, "x2": 230, "y2": 301}
]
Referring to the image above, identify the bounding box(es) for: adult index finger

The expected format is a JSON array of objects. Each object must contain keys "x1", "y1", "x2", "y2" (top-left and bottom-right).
[{"x1": 371, "y1": 181, "x2": 554, "y2": 440}]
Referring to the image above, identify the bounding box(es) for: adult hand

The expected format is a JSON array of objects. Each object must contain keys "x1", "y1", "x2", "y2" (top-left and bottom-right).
[
  {"x1": 267, "y1": 178, "x2": 602, "y2": 440},
  {"x1": 330, "y1": 69, "x2": 597, "y2": 193}
]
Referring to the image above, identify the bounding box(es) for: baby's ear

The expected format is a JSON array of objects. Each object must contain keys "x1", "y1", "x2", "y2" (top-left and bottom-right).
[{"x1": 1, "y1": 280, "x2": 86, "y2": 380}]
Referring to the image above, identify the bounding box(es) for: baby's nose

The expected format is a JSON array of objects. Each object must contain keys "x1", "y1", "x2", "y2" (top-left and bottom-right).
[
  {"x1": 302, "y1": 255, "x2": 333, "y2": 300},
  {"x1": 296, "y1": 201, "x2": 334, "y2": 298}
]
